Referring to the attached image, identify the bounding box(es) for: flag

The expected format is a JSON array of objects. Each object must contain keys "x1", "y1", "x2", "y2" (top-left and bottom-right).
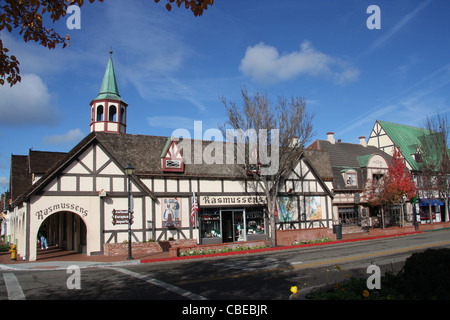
[{"x1": 191, "y1": 192, "x2": 198, "y2": 226}]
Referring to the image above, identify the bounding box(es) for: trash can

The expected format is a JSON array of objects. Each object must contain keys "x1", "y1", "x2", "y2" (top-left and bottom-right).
[{"x1": 333, "y1": 224, "x2": 342, "y2": 240}]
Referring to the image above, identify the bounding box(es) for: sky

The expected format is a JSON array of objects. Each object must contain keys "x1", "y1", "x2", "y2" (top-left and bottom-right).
[{"x1": 1, "y1": 0, "x2": 450, "y2": 192}]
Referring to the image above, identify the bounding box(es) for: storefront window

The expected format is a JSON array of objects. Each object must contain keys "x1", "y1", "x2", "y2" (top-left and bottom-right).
[
  {"x1": 246, "y1": 208, "x2": 265, "y2": 235},
  {"x1": 200, "y1": 209, "x2": 221, "y2": 238}
]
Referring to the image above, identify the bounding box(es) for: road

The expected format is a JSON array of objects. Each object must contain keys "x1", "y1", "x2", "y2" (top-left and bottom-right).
[{"x1": 1, "y1": 230, "x2": 450, "y2": 302}]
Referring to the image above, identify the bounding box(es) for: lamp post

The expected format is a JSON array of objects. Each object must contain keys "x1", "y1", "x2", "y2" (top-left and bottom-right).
[{"x1": 125, "y1": 164, "x2": 135, "y2": 260}]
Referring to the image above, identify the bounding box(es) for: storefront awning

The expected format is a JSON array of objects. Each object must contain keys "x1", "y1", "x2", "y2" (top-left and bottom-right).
[{"x1": 419, "y1": 199, "x2": 444, "y2": 207}]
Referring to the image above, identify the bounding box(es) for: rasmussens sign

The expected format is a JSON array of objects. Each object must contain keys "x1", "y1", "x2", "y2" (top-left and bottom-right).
[
  {"x1": 35, "y1": 203, "x2": 88, "y2": 220},
  {"x1": 200, "y1": 195, "x2": 266, "y2": 207}
]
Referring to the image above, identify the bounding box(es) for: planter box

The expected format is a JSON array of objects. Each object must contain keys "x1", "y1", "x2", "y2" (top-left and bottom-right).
[
  {"x1": 369, "y1": 226, "x2": 416, "y2": 236},
  {"x1": 276, "y1": 228, "x2": 336, "y2": 246},
  {"x1": 176, "y1": 240, "x2": 270, "y2": 257},
  {"x1": 103, "y1": 239, "x2": 197, "y2": 256}
]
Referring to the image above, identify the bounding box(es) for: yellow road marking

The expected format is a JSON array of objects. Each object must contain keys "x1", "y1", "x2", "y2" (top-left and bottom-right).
[{"x1": 176, "y1": 240, "x2": 450, "y2": 285}]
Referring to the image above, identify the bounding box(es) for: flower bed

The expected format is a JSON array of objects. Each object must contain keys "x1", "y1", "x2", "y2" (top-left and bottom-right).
[{"x1": 179, "y1": 243, "x2": 269, "y2": 257}]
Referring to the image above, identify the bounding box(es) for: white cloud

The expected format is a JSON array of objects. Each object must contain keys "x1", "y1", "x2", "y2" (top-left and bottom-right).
[
  {"x1": 0, "y1": 73, "x2": 60, "y2": 126},
  {"x1": 239, "y1": 41, "x2": 359, "y2": 85},
  {"x1": 43, "y1": 128, "x2": 84, "y2": 145}
]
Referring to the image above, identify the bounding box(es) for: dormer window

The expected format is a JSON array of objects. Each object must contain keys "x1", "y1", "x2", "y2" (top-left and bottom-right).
[
  {"x1": 342, "y1": 169, "x2": 357, "y2": 187},
  {"x1": 346, "y1": 172, "x2": 357, "y2": 186},
  {"x1": 161, "y1": 136, "x2": 184, "y2": 173},
  {"x1": 413, "y1": 147, "x2": 422, "y2": 163}
]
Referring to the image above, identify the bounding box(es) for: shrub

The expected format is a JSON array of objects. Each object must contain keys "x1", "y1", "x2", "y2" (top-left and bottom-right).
[
  {"x1": 310, "y1": 248, "x2": 450, "y2": 300},
  {"x1": 0, "y1": 243, "x2": 11, "y2": 252},
  {"x1": 401, "y1": 248, "x2": 450, "y2": 299}
]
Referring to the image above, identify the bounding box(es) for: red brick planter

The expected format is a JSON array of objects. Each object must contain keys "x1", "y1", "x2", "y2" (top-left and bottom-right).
[{"x1": 103, "y1": 239, "x2": 197, "y2": 256}]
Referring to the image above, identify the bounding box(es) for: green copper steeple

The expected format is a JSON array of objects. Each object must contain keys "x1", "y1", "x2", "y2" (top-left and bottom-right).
[{"x1": 94, "y1": 50, "x2": 124, "y2": 102}]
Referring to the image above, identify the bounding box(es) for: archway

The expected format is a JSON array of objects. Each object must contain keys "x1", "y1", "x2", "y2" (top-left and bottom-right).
[{"x1": 37, "y1": 211, "x2": 87, "y2": 259}]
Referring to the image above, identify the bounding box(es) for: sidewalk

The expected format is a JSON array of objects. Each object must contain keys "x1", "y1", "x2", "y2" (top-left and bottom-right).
[{"x1": 0, "y1": 230, "x2": 425, "y2": 271}]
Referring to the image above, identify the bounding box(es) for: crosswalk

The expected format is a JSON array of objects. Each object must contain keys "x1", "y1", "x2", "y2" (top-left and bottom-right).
[
  {"x1": 0, "y1": 267, "x2": 207, "y2": 300},
  {"x1": 2, "y1": 273, "x2": 26, "y2": 300}
]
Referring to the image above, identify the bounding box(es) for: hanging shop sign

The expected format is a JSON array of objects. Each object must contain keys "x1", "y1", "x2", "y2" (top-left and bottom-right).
[
  {"x1": 112, "y1": 209, "x2": 133, "y2": 225},
  {"x1": 200, "y1": 195, "x2": 266, "y2": 207}
]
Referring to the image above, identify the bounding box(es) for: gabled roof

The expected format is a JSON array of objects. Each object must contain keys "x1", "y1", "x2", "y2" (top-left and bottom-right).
[
  {"x1": 308, "y1": 139, "x2": 391, "y2": 190},
  {"x1": 11, "y1": 132, "x2": 334, "y2": 206},
  {"x1": 376, "y1": 120, "x2": 432, "y2": 171},
  {"x1": 29, "y1": 150, "x2": 67, "y2": 174},
  {"x1": 9, "y1": 151, "x2": 67, "y2": 204}
]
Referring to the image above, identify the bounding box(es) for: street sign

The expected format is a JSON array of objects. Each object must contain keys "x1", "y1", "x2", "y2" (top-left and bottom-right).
[{"x1": 112, "y1": 209, "x2": 133, "y2": 225}]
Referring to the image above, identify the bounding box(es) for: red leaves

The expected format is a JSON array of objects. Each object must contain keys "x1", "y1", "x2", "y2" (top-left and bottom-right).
[
  {"x1": 0, "y1": 0, "x2": 104, "y2": 86},
  {"x1": 364, "y1": 147, "x2": 416, "y2": 207},
  {"x1": 385, "y1": 148, "x2": 417, "y2": 203}
]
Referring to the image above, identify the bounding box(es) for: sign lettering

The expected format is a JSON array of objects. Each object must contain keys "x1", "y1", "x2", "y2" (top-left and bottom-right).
[
  {"x1": 112, "y1": 209, "x2": 133, "y2": 225},
  {"x1": 35, "y1": 203, "x2": 88, "y2": 220},
  {"x1": 200, "y1": 195, "x2": 266, "y2": 207}
]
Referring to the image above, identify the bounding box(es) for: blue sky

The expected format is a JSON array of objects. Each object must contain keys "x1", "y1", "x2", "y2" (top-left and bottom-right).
[{"x1": 1, "y1": 0, "x2": 450, "y2": 192}]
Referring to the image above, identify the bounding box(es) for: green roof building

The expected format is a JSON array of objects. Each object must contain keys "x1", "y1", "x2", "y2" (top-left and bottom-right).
[{"x1": 367, "y1": 120, "x2": 445, "y2": 172}]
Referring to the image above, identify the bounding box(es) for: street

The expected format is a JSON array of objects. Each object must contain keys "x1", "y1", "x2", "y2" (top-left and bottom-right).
[{"x1": 1, "y1": 230, "x2": 450, "y2": 302}]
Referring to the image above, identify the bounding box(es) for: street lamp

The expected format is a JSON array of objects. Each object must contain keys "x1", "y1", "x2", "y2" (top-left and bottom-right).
[{"x1": 125, "y1": 164, "x2": 135, "y2": 260}]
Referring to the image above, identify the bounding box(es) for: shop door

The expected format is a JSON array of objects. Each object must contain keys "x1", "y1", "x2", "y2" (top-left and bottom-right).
[
  {"x1": 222, "y1": 212, "x2": 233, "y2": 242},
  {"x1": 221, "y1": 210, "x2": 245, "y2": 243}
]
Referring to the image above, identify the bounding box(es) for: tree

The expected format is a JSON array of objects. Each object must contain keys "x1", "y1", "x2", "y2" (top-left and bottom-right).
[
  {"x1": 384, "y1": 148, "x2": 416, "y2": 226},
  {"x1": 421, "y1": 112, "x2": 450, "y2": 223},
  {"x1": 364, "y1": 147, "x2": 416, "y2": 228},
  {"x1": 220, "y1": 87, "x2": 315, "y2": 247},
  {"x1": 155, "y1": 0, "x2": 214, "y2": 16},
  {"x1": 0, "y1": 0, "x2": 214, "y2": 86}
]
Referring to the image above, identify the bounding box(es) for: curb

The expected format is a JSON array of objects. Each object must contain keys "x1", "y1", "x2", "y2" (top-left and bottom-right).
[
  {"x1": 0, "y1": 230, "x2": 426, "y2": 270},
  {"x1": 138, "y1": 230, "x2": 425, "y2": 264}
]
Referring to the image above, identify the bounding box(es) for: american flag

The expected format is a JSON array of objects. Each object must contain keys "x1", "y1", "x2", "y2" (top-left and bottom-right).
[{"x1": 191, "y1": 192, "x2": 198, "y2": 226}]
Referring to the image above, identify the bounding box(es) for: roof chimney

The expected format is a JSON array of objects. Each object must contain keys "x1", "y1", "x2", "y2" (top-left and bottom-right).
[
  {"x1": 359, "y1": 136, "x2": 367, "y2": 147},
  {"x1": 327, "y1": 132, "x2": 335, "y2": 144}
]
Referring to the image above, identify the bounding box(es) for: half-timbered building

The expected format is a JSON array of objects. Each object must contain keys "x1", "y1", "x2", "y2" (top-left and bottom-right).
[
  {"x1": 5, "y1": 54, "x2": 335, "y2": 261},
  {"x1": 308, "y1": 132, "x2": 392, "y2": 233}
]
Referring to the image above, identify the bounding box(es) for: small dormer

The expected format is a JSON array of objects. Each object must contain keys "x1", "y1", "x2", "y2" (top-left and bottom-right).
[
  {"x1": 341, "y1": 168, "x2": 358, "y2": 187},
  {"x1": 161, "y1": 136, "x2": 184, "y2": 173}
]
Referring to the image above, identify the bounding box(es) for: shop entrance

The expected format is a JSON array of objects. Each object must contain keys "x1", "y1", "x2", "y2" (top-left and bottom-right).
[
  {"x1": 38, "y1": 211, "x2": 87, "y2": 257},
  {"x1": 222, "y1": 209, "x2": 245, "y2": 242}
]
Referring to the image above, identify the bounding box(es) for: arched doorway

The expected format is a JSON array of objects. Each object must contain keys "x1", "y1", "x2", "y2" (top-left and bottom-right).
[{"x1": 37, "y1": 211, "x2": 87, "y2": 258}]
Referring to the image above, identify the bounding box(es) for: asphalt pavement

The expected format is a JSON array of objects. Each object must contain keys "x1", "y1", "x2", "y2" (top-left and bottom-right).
[{"x1": 0, "y1": 230, "x2": 425, "y2": 271}]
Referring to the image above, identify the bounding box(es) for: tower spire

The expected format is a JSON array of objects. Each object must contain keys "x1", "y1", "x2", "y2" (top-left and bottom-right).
[
  {"x1": 90, "y1": 51, "x2": 128, "y2": 134},
  {"x1": 94, "y1": 50, "x2": 123, "y2": 102}
]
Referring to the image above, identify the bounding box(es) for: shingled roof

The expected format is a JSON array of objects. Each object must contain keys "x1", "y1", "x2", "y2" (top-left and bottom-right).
[
  {"x1": 9, "y1": 150, "x2": 67, "y2": 205},
  {"x1": 308, "y1": 139, "x2": 391, "y2": 190},
  {"x1": 12, "y1": 132, "x2": 333, "y2": 204}
]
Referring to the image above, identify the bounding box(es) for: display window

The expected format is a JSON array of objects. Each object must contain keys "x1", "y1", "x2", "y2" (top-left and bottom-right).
[
  {"x1": 246, "y1": 208, "x2": 265, "y2": 235},
  {"x1": 199, "y1": 207, "x2": 266, "y2": 244},
  {"x1": 200, "y1": 209, "x2": 221, "y2": 239}
]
